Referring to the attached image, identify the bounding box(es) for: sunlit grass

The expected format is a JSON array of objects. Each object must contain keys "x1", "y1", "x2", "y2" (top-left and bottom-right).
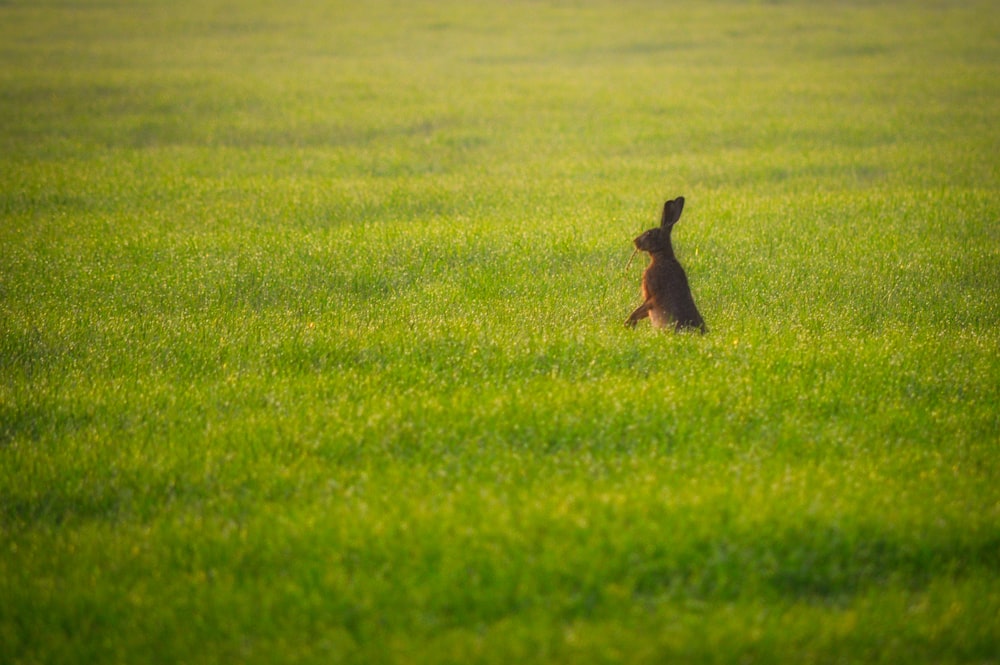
[{"x1": 2, "y1": 0, "x2": 999, "y2": 663}]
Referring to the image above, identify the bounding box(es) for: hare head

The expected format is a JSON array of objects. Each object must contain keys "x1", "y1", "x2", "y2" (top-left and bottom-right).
[{"x1": 633, "y1": 196, "x2": 684, "y2": 253}]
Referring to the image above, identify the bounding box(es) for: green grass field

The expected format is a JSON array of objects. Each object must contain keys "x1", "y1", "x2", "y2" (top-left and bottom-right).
[{"x1": 2, "y1": 0, "x2": 999, "y2": 662}]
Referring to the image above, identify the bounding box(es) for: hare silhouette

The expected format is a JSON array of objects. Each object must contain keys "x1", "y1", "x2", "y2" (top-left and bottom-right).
[{"x1": 626, "y1": 196, "x2": 706, "y2": 333}]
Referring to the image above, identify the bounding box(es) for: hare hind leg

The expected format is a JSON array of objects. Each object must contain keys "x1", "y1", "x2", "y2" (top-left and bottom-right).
[{"x1": 648, "y1": 306, "x2": 672, "y2": 329}]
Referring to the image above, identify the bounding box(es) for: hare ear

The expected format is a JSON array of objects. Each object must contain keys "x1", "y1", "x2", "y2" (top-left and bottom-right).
[{"x1": 661, "y1": 196, "x2": 685, "y2": 227}]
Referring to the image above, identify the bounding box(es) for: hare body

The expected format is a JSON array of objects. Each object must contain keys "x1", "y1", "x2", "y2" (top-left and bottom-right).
[{"x1": 626, "y1": 196, "x2": 706, "y2": 333}]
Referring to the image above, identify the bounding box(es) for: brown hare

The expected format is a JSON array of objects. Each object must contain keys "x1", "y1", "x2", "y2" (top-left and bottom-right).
[{"x1": 625, "y1": 196, "x2": 706, "y2": 333}]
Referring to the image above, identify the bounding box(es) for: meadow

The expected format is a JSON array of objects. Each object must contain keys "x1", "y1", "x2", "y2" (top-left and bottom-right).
[{"x1": 1, "y1": 0, "x2": 999, "y2": 662}]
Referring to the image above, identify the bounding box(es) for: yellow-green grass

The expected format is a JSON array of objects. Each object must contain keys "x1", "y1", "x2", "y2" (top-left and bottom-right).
[{"x1": 2, "y1": 1, "x2": 998, "y2": 663}]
